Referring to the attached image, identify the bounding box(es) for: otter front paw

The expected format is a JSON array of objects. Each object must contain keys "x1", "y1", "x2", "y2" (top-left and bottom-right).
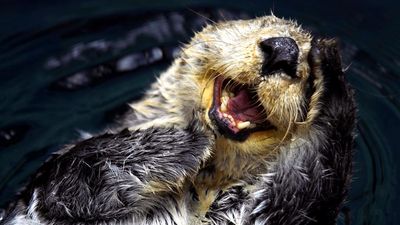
[
  {"x1": 19, "y1": 126, "x2": 214, "y2": 222},
  {"x1": 136, "y1": 125, "x2": 214, "y2": 186}
]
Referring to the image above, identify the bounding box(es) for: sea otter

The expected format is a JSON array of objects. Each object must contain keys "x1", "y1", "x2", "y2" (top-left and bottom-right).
[{"x1": 1, "y1": 15, "x2": 356, "y2": 225}]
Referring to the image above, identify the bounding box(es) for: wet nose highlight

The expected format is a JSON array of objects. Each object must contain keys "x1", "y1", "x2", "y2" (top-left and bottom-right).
[{"x1": 259, "y1": 37, "x2": 299, "y2": 78}]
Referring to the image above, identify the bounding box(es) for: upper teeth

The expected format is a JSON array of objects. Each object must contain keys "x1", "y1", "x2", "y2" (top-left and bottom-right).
[
  {"x1": 223, "y1": 89, "x2": 234, "y2": 98},
  {"x1": 221, "y1": 90, "x2": 232, "y2": 113},
  {"x1": 221, "y1": 96, "x2": 229, "y2": 112}
]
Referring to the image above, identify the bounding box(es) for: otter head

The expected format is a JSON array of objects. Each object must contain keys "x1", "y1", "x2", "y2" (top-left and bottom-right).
[{"x1": 173, "y1": 16, "x2": 332, "y2": 154}]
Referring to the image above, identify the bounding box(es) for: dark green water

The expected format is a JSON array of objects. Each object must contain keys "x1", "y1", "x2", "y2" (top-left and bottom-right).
[{"x1": 0, "y1": 1, "x2": 399, "y2": 224}]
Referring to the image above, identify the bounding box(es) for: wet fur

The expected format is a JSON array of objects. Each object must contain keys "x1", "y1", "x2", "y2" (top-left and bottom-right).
[{"x1": 1, "y1": 16, "x2": 356, "y2": 225}]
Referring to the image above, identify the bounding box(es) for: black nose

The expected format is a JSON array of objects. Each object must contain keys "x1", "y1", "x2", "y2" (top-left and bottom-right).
[{"x1": 259, "y1": 37, "x2": 299, "y2": 78}]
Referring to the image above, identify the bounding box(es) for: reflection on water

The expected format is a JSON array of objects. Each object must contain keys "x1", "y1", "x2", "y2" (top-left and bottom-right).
[{"x1": 0, "y1": 1, "x2": 399, "y2": 224}]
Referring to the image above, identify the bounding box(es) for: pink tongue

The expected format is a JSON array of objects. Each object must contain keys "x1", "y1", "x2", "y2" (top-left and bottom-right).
[{"x1": 227, "y1": 89, "x2": 262, "y2": 122}]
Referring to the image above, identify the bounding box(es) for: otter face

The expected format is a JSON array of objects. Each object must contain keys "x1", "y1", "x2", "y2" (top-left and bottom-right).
[{"x1": 177, "y1": 16, "x2": 324, "y2": 154}]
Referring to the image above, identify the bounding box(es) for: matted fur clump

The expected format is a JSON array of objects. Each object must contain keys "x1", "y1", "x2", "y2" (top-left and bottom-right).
[{"x1": 1, "y1": 15, "x2": 356, "y2": 225}]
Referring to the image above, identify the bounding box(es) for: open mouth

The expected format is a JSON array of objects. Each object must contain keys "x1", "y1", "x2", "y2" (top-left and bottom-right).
[{"x1": 209, "y1": 77, "x2": 275, "y2": 141}]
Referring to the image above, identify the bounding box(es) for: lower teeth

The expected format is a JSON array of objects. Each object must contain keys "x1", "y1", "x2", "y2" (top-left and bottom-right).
[{"x1": 237, "y1": 121, "x2": 251, "y2": 129}]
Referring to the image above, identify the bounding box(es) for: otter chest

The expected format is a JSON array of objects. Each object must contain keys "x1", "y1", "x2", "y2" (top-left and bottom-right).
[
  {"x1": 189, "y1": 160, "x2": 260, "y2": 223},
  {"x1": 189, "y1": 174, "x2": 254, "y2": 225}
]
